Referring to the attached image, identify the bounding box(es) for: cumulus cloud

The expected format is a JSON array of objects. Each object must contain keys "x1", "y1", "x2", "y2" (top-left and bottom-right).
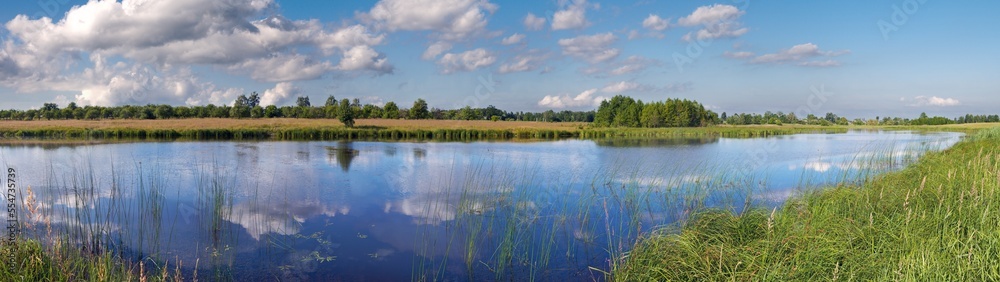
[
  {"x1": 336, "y1": 45, "x2": 394, "y2": 74},
  {"x1": 551, "y1": 0, "x2": 594, "y2": 30},
  {"x1": 498, "y1": 51, "x2": 548, "y2": 74},
  {"x1": 642, "y1": 14, "x2": 670, "y2": 31},
  {"x1": 229, "y1": 54, "x2": 334, "y2": 82},
  {"x1": 523, "y1": 13, "x2": 546, "y2": 31},
  {"x1": 558, "y1": 33, "x2": 619, "y2": 64},
  {"x1": 360, "y1": 0, "x2": 498, "y2": 40},
  {"x1": 421, "y1": 41, "x2": 453, "y2": 60},
  {"x1": 0, "y1": 0, "x2": 392, "y2": 106},
  {"x1": 67, "y1": 54, "x2": 243, "y2": 106},
  {"x1": 743, "y1": 43, "x2": 849, "y2": 67},
  {"x1": 909, "y1": 96, "x2": 960, "y2": 107},
  {"x1": 260, "y1": 82, "x2": 301, "y2": 106},
  {"x1": 501, "y1": 33, "x2": 525, "y2": 45},
  {"x1": 437, "y1": 48, "x2": 496, "y2": 74},
  {"x1": 677, "y1": 4, "x2": 748, "y2": 41},
  {"x1": 538, "y1": 88, "x2": 607, "y2": 108}
]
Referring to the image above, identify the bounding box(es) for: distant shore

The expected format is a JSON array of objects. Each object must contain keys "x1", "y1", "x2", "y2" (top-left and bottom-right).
[{"x1": 0, "y1": 118, "x2": 991, "y2": 142}]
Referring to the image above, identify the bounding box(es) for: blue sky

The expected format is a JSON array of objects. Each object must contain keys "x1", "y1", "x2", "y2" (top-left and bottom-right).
[{"x1": 0, "y1": 0, "x2": 997, "y2": 118}]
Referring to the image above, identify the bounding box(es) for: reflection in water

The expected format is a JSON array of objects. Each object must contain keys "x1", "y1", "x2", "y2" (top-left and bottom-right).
[
  {"x1": 594, "y1": 137, "x2": 719, "y2": 147},
  {"x1": 326, "y1": 142, "x2": 359, "y2": 171},
  {"x1": 0, "y1": 130, "x2": 964, "y2": 281}
]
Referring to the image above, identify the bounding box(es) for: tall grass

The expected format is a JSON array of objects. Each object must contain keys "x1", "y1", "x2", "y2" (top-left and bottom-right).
[
  {"x1": 409, "y1": 155, "x2": 771, "y2": 281},
  {"x1": 614, "y1": 127, "x2": 1000, "y2": 280},
  {"x1": 0, "y1": 156, "x2": 250, "y2": 281}
]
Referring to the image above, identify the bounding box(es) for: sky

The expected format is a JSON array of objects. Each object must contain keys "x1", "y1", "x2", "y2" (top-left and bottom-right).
[{"x1": 0, "y1": 0, "x2": 997, "y2": 118}]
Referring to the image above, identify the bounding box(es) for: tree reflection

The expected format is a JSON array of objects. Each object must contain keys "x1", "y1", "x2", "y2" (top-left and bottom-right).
[{"x1": 326, "y1": 142, "x2": 359, "y2": 171}]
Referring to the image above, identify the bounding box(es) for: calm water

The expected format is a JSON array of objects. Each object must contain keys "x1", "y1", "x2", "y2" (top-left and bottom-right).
[{"x1": 0, "y1": 130, "x2": 962, "y2": 281}]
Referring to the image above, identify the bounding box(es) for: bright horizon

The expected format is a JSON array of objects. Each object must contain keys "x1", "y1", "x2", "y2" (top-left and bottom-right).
[{"x1": 0, "y1": 0, "x2": 997, "y2": 119}]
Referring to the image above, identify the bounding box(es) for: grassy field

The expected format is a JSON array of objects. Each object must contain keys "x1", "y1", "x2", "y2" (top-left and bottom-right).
[
  {"x1": 613, "y1": 126, "x2": 1000, "y2": 281},
  {"x1": 7, "y1": 118, "x2": 978, "y2": 141}
]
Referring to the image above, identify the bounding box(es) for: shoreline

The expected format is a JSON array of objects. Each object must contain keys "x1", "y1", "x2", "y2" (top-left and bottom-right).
[
  {"x1": 2, "y1": 118, "x2": 988, "y2": 142},
  {"x1": 613, "y1": 126, "x2": 1000, "y2": 280}
]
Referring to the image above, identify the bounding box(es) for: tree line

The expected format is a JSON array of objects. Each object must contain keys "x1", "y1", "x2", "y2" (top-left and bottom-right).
[
  {"x1": 594, "y1": 95, "x2": 718, "y2": 127},
  {"x1": 2, "y1": 93, "x2": 995, "y2": 128},
  {"x1": 720, "y1": 111, "x2": 999, "y2": 126},
  {"x1": 0, "y1": 93, "x2": 594, "y2": 127}
]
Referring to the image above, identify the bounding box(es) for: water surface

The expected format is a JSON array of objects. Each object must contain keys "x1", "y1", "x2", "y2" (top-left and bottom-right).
[{"x1": 0, "y1": 130, "x2": 962, "y2": 280}]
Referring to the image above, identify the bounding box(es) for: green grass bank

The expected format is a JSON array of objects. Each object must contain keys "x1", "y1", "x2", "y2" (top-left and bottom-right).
[{"x1": 614, "y1": 127, "x2": 1000, "y2": 280}]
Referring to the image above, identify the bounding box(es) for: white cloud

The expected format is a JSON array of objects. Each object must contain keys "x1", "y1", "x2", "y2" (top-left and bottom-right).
[
  {"x1": 422, "y1": 41, "x2": 453, "y2": 60},
  {"x1": 360, "y1": 0, "x2": 498, "y2": 40},
  {"x1": 501, "y1": 33, "x2": 525, "y2": 45},
  {"x1": 67, "y1": 54, "x2": 243, "y2": 106},
  {"x1": 336, "y1": 45, "x2": 394, "y2": 74},
  {"x1": 558, "y1": 33, "x2": 619, "y2": 64},
  {"x1": 910, "y1": 96, "x2": 960, "y2": 107},
  {"x1": 627, "y1": 30, "x2": 641, "y2": 40},
  {"x1": 609, "y1": 56, "x2": 656, "y2": 75},
  {"x1": 745, "y1": 43, "x2": 849, "y2": 67},
  {"x1": 229, "y1": 54, "x2": 334, "y2": 82},
  {"x1": 551, "y1": 0, "x2": 593, "y2": 30},
  {"x1": 538, "y1": 88, "x2": 607, "y2": 108},
  {"x1": 601, "y1": 81, "x2": 648, "y2": 93},
  {"x1": 498, "y1": 52, "x2": 548, "y2": 74},
  {"x1": 523, "y1": 13, "x2": 546, "y2": 31},
  {"x1": 437, "y1": 48, "x2": 496, "y2": 74},
  {"x1": 260, "y1": 82, "x2": 301, "y2": 106},
  {"x1": 642, "y1": 14, "x2": 669, "y2": 31},
  {"x1": 677, "y1": 4, "x2": 748, "y2": 41},
  {"x1": 0, "y1": 0, "x2": 392, "y2": 105}
]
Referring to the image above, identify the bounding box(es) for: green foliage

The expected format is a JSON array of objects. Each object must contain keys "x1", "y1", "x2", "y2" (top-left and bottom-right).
[
  {"x1": 410, "y1": 98, "x2": 429, "y2": 119},
  {"x1": 383, "y1": 101, "x2": 399, "y2": 119},
  {"x1": 615, "y1": 127, "x2": 1000, "y2": 280},
  {"x1": 296, "y1": 96, "x2": 311, "y2": 107},
  {"x1": 338, "y1": 98, "x2": 355, "y2": 127},
  {"x1": 596, "y1": 95, "x2": 716, "y2": 128}
]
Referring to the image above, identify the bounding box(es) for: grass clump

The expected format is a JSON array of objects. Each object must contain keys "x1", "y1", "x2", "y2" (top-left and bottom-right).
[{"x1": 614, "y1": 127, "x2": 1000, "y2": 280}]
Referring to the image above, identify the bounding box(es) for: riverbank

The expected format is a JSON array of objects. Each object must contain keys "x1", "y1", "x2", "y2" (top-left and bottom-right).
[
  {"x1": 614, "y1": 126, "x2": 1000, "y2": 280},
  {"x1": 4, "y1": 118, "x2": 979, "y2": 141}
]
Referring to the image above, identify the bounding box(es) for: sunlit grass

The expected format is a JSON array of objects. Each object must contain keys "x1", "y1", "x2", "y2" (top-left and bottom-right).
[{"x1": 614, "y1": 127, "x2": 1000, "y2": 280}]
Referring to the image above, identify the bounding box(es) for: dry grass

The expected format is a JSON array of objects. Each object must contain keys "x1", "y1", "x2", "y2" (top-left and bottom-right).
[{"x1": 0, "y1": 118, "x2": 588, "y2": 131}]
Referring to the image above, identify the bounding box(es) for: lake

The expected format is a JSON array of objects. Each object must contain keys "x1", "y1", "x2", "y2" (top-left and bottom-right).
[{"x1": 0, "y1": 130, "x2": 962, "y2": 281}]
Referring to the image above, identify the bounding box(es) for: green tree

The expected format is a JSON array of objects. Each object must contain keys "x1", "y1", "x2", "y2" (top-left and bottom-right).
[
  {"x1": 230, "y1": 94, "x2": 250, "y2": 118},
  {"x1": 410, "y1": 99, "x2": 429, "y2": 119},
  {"x1": 264, "y1": 105, "x2": 279, "y2": 118},
  {"x1": 338, "y1": 98, "x2": 355, "y2": 127},
  {"x1": 296, "y1": 96, "x2": 311, "y2": 108},
  {"x1": 154, "y1": 105, "x2": 174, "y2": 119},
  {"x1": 383, "y1": 101, "x2": 399, "y2": 119},
  {"x1": 247, "y1": 92, "x2": 260, "y2": 108},
  {"x1": 250, "y1": 106, "x2": 264, "y2": 119}
]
